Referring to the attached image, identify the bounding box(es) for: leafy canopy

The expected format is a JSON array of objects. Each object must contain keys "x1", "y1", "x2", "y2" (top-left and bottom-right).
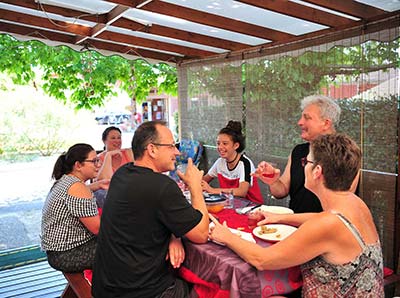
[{"x1": 0, "y1": 34, "x2": 177, "y2": 109}]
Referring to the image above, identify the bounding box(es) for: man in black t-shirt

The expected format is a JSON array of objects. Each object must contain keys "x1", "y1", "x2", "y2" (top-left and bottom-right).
[
  {"x1": 254, "y1": 95, "x2": 343, "y2": 213},
  {"x1": 92, "y1": 120, "x2": 209, "y2": 298}
]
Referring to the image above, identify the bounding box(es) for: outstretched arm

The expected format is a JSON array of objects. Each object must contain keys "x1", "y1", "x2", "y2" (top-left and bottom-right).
[{"x1": 209, "y1": 213, "x2": 334, "y2": 271}]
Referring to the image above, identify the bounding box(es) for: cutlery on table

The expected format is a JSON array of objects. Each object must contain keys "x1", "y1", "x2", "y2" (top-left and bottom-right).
[{"x1": 235, "y1": 204, "x2": 261, "y2": 215}]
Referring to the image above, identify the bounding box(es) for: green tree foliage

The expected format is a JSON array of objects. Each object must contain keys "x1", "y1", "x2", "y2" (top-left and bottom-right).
[
  {"x1": 185, "y1": 39, "x2": 399, "y2": 106},
  {"x1": 0, "y1": 34, "x2": 177, "y2": 109},
  {"x1": 0, "y1": 84, "x2": 97, "y2": 157}
]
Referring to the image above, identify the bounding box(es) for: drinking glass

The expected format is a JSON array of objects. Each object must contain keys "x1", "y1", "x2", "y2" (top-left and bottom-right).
[
  {"x1": 177, "y1": 163, "x2": 188, "y2": 174},
  {"x1": 262, "y1": 162, "x2": 278, "y2": 178},
  {"x1": 220, "y1": 189, "x2": 234, "y2": 209},
  {"x1": 247, "y1": 211, "x2": 263, "y2": 229}
]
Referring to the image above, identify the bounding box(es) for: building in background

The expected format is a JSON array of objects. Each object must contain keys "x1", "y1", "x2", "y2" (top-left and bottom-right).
[{"x1": 139, "y1": 88, "x2": 178, "y2": 134}]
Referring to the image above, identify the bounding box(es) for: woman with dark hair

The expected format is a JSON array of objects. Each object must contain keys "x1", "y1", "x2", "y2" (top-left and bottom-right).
[
  {"x1": 41, "y1": 143, "x2": 108, "y2": 272},
  {"x1": 97, "y1": 126, "x2": 134, "y2": 181},
  {"x1": 202, "y1": 120, "x2": 263, "y2": 203}
]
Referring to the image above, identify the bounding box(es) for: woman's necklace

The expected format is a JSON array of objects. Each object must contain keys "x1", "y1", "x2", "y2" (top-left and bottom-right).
[{"x1": 227, "y1": 152, "x2": 239, "y2": 164}]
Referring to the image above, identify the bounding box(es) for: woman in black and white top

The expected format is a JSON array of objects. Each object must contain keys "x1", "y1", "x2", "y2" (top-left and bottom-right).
[{"x1": 41, "y1": 143, "x2": 109, "y2": 273}]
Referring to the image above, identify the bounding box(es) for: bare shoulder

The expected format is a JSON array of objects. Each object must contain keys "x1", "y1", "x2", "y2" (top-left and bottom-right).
[
  {"x1": 300, "y1": 212, "x2": 343, "y2": 237},
  {"x1": 343, "y1": 195, "x2": 375, "y2": 224},
  {"x1": 68, "y1": 181, "x2": 92, "y2": 199}
]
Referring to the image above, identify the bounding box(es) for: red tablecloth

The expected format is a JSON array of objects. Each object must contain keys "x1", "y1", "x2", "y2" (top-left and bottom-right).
[
  {"x1": 213, "y1": 208, "x2": 251, "y2": 232},
  {"x1": 85, "y1": 205, "x2": 302, "y2": 296},
  {"x1": 179, "y1": 207, "x2": 302, "y2": 298}
]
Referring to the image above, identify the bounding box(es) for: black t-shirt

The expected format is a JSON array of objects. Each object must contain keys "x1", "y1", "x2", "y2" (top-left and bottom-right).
[
  {"x1": 92, "y1": 164, "x2": 202, "y2": 298},
  {"x1": 289, "y1": 143, "x2": 322, "y2": 213}
]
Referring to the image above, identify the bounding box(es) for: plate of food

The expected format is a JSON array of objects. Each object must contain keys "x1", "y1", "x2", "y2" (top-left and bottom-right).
[
  {"x1": 255, "y1": 205, "x2": 294, "y2": 214},
  {"x1": 252, "y1": 224, "x2": 297, "y2": 242}
]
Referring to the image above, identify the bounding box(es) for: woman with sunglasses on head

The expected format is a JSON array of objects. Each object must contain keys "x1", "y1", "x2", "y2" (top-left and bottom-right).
[
  {"x1": 41, "y1": 143, "x2": 109, "y2": 273},
  {"x1": 96, "y1": 126, "x2": 134, "y2": 181}
]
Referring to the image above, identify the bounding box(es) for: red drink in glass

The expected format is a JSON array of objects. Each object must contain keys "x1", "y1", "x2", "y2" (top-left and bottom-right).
[
  {"x1": 247, "y1": 211, "x2": 263, "y2": 229},
  {"x1": 262, "y1": 173, "x2": 275, "y2": 178}
]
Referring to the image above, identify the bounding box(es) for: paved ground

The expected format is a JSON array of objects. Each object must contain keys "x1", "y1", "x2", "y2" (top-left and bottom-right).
[
  {"x1": 0, "y1": 156, "x2": 55, "y2": 250},
  {"x1": 0, "y1": 126, "x2": 134, "y2": 250}
]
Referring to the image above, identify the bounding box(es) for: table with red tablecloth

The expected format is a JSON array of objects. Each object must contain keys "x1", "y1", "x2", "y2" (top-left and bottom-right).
[{"x1": 179, "y1": 200, "x2": 303, "y2": 298}]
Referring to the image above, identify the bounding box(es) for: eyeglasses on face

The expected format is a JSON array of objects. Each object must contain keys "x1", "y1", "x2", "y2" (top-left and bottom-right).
[
  {"x1": 151, "y1": 142, "x2": 178, "y2": 149},
  {"x1": 301, "y1": 157, "x2": 314, "y2": 167},
  {"x1": 84, "y1": 157, "x2": 101, "y2": 166}
]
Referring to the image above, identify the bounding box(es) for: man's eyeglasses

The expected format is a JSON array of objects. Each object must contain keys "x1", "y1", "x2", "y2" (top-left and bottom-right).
[
  {"x1": 151, "y1": 143, "x2": 178, "y2": 149},
  {"x1": 301, "y1": 157, "x2": 314, "y2": 167},
  {"x1": 84, "y1": 157, "x2": 101, "y2": 166}
]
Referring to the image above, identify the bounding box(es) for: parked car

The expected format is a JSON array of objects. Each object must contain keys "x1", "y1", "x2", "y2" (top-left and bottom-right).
[{"x1": 95, "y1": 112, "x2": 131, "y2": 125}]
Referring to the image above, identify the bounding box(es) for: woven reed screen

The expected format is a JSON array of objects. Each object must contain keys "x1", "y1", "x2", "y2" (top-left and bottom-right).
[{"x1": 178, "y1": 22, "x2": 399, "y2": 269}]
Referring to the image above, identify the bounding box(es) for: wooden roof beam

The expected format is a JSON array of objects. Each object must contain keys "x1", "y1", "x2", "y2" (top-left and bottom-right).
[
  {"x1": 3, "y1": 0, "x2": 247, "y2": 51},
  {"x1": 97, "y1": 30, "x2": 215, "y2": 58},
  {"x1": 0, "y1": 8, "x2": 216, "y2": 58},
  {"x1": 110, "y1": 0, "x2": 296, "y2": 41},
  {"x1": 0, "y1": 21, "x2": 80, "y2": 45},
  {"x1": 75, "y1": 5, "x2": 128, "y2": 44},
  {"x1": 106, "y1": 5, "x2": 129, "y2": 24},
  {"x1": 113, "y1": 18, "x2": 250, "y2": 51},
  {"x1": 75, "y1": 23, "x2": 107, "y2": 44},
  {"x1": 0, "y1": 21, "x2": 180, "y2": 63},
  {"x1": 110, "y1": 0, "x2": 152, "y2": 8},
  {"x1": 236, "y1": 0, "x2": 352, "y2": 27},
  {"x1": 0, "y1": 9, "x2": 92, "y2": 36},
  {"x1": 303, "y1": 0, "x2": 387, "y2": 19},
  {"x1": 1, "y1": 0, "x2": 106, "y2": 23},
  {"x1": 87, "y1": 38, "x2": 180, "y2": 62}
]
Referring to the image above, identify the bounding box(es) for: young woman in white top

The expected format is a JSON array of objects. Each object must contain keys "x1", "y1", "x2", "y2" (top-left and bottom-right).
[{"x1": 202, "y1": 120, "x2": 263, "y2": 204}]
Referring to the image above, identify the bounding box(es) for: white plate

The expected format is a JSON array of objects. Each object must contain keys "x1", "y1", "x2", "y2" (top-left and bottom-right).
[
  {"x1": 209, "y1": 223, "x2": 255, "y2": 245},
  {"x1": 256, "y1": 205, "x2": 294, "y2": 214},
  {"x1": 252, "y1": 224, "x2": 297, "y2": 242},
  {"x1": 228, "y1": 228, "x2": 256, "y2": 243}
]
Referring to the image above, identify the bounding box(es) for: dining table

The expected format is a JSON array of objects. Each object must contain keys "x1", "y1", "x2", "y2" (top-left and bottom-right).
[
  {"x1": 178, "y1": 197, "x2": 303, "y2": 298},
  {"x1": 84, "y1": 196, "x2": 302, "y2": 297}
]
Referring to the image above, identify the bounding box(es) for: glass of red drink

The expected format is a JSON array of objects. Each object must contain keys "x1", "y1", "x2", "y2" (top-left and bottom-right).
[
  {"x1": 261, "y1": 162, "x2": 277, "y2": 178},
  {"x1": 247, "y1": 211, "x2": 263, "y2": 229}
]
